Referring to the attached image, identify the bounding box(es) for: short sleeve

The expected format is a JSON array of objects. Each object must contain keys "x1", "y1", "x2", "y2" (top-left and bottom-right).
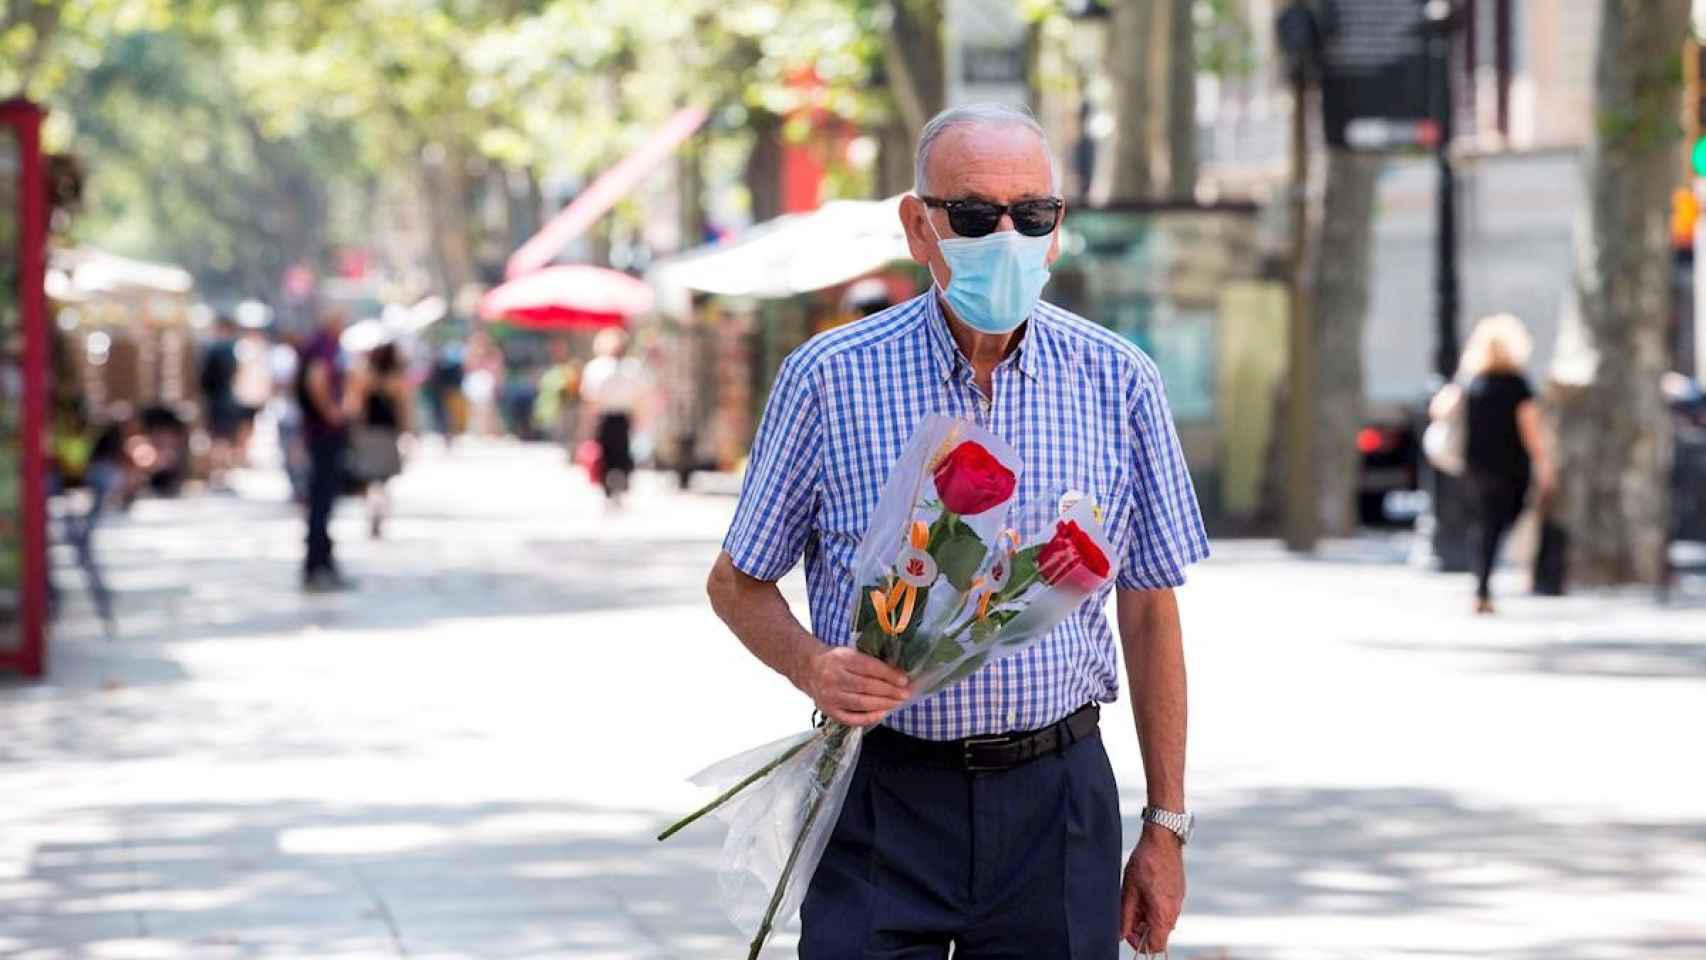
[
  {"x1": 722, "y1": 354, "x2": 822, "y2": 581},
  {"x1": 1119, "y1": 372, "x2": 1211, "y2": 590},
  {"x1": 1512, "y1": 375, "x2": 1534, "y2": 406}
]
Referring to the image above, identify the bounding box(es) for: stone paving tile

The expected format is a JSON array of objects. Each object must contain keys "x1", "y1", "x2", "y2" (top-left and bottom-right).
[{"x1": 2, "y1": 441, "x2": 1703, "y2": 959}]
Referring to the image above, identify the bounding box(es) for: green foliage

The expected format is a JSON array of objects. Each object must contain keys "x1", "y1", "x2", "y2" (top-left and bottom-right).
[
  {"x1": 6, "y1": 0, "x2": 889, "y2": 300},
  {"x1": 1194, "y1": 0, "x2": 1255, "y2": 79}
]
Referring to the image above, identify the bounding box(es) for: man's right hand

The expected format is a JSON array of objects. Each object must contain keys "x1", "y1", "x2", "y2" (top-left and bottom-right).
[{"x1": 795, "y1": 646, "x2": 912, "y2": 727}]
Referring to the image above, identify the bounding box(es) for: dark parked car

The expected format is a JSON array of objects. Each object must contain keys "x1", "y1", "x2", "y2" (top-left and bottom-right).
[
  {"x1": 1666, "y1": 373, "x2": 1706, "y2": 543},
  {"x1": 1357, "y1": 408, "x2": 1423, "y2": 527}
]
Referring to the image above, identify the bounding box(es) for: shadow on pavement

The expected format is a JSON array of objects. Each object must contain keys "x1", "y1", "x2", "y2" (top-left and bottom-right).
[
  {"x1": 1183, "y1": 786, "x2": 1706, "y2": 920},
  {"x1": 1, "y1": 799, "x2": 768, "y2": 959},
  {"x1": 1362, "y1": 636, "x2": 1706, "y2": 680},
  {"x1": 54, "y1": 518, "x2": 725, "y2": 649},
  {"x1": 7, "y1": 789, "x2": 1704, "y2": 958}
]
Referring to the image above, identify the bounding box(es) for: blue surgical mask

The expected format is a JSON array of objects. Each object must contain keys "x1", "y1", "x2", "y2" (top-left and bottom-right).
[{"x1": 929, "y1": 218, "x2": 1053, "y2": 335}]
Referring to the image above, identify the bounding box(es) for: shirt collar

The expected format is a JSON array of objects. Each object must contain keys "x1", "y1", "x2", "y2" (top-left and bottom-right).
[{"x1": 921, "y1": 290, "x2": 1046, "y2": 385}]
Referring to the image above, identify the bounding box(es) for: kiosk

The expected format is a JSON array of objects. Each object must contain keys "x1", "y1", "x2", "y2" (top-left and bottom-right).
[{"x1": 1, "y1": 98, "x2": 48, "y2": 677}]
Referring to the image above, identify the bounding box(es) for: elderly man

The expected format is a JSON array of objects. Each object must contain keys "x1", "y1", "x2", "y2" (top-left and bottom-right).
[{"x1": 707, "y1": 103, "x2": 1208, "y2": 958}]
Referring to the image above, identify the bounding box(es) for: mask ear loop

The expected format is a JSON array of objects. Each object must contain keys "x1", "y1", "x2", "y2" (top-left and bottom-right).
[{"x1": 923, "y1": 211, "x2": 949, "y2": 291}]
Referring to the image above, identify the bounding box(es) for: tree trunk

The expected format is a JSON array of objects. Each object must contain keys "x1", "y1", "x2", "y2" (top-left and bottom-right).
[
  {"x1": 504, "y1": 164, "x2": 544, "y2": 253},
  {"x1": 883, "y1": 0, "x2": 945, "y2": 135},
  {"x1": 1164, "y1": 0, "x2": 1197, "y2": 201},
  {"x1": 876, "y1": 116, "x2": 917, "y2": 196},
  {"x1": 420, "y1": 145, "x2": 477, "y2": 299},
  {"x1": 1100, "y1": 0, "x2": 1155, "y2": 203},
  {"x1": 747, "y1": 110, "x2": 785, "y2": 224},
  {"x1": 1552, "y1": 0, "x2": 1688, "y2": 586},
  {"x1": 4, "y1": 1, "x2": 61, "y2": 92},
  {"x1": 1312, "y1": 149, "x2": 1382, "y2": 537},
  {"x1": 877, "y1": 0, "x2": 944, "y2": 195},
  {"x1": 678, "y1": 137, "x2": 705, "y2": 248}
]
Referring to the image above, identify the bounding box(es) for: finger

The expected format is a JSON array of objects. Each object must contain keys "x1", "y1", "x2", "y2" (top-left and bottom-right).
[
  {"x1": 842, "y1": 674, "x2": 911, "y2": 702},
  {"x1": 1141, "y1": 891, "x2": 1179, "y2": 953},
  {"x1": 843, "y1": 653, "x2": 913, "y2": 688},
  {"x1": 1146, "y1": 920, "x2": 1172, "y2": 954},
  {"x1": 1120, "y1": 877, "x2": 1146, "y2": 948},
  {"x1": 830, "y1": 707, "x2": 887, "y2": 727},
  {"x1": 832, "y1": 691, "x2": 906, "y2": 715}
]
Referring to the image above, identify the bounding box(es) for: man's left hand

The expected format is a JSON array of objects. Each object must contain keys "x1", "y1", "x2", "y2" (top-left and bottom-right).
[{"x1": 1120, "y1": 824, "x2": 1185, "y2": 954}]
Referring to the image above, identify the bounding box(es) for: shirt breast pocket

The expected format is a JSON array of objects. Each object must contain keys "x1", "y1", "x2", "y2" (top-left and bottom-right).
[{"x1": 1012, "y1": 464, "x2": 1130, "y2": 546}]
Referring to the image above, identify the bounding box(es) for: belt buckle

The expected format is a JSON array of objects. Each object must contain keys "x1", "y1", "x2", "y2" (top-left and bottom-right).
[{"x1": 961, "y1": 735, "x2": 1013, "y2": 773}]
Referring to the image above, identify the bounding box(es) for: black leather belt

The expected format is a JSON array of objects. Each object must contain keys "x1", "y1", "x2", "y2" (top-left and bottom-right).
[{"x1": 866, "y1": 703, "x2": 1100, "y2": 773}]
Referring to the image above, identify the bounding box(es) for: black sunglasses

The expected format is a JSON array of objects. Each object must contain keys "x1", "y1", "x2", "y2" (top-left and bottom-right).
[{"x1": 920, "y1": 195, "x2": 1064, "y2": 238}]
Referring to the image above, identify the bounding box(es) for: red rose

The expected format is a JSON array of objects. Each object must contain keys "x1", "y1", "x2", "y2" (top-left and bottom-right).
[
  {"x1": 1037, "y1": 520, "x2": 1111, "y2": 593},
  {"x1": 932, "y1": 442, "x2": 1017, "y2": 516}
]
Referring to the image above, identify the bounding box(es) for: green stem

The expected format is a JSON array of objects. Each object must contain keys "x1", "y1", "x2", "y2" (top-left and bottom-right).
[
  {"x1": 655, "y1": 731, "x2": 820, "y2": 842},
  {"x1": 745, "y1": 732, "x2": 845, "y2": 959}
]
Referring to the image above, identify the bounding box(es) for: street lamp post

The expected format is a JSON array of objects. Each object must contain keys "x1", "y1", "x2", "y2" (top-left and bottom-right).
[
  {"x1": 1424, "y1": 0, "x2": 1472, "y2": 572},
  {"x1": 1427, "y1": 0, "x2": 1461, "y2": 383}
]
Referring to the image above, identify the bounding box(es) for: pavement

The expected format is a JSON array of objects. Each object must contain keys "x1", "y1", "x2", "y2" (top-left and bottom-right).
[{"x1": 2, "y1": 438, "x2": 1704, "y2": 960}]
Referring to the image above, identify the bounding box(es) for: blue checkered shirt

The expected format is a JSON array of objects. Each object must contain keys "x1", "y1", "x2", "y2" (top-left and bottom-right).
[{"x1": 723, "y1": 292, "x2": 1210, "y2": 741}]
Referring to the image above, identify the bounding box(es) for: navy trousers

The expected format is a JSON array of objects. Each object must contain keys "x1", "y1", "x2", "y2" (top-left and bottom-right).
[
  {"x1": 305, "y1": 432, "x2": 345, "y2": 576},
  {"x1": 799, "y1": 726, "x2": 1122, "y2": 959}
]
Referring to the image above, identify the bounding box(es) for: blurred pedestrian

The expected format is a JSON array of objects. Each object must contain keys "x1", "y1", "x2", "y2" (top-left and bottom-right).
[
  {"x1": 843, "y1": 276, "x2": 894, "y2": 320},
  {"x1": 462, "y1": 332, "x2": 504, "y2": 438},
  {"x1": 199, "y1": 313, "x2": 242, "y2": 490},
  {"x1": 428, "y1": 342, "x2": 464, "y2": 443},
  {"x1": 50, "y1": 396, "x2": 140, "y2": 636},
  {"x1": 579, "y1": 328, "x2": 645, "y2": 505},
  {"x1": 1457, "y1": 313, "x2": 1555, "y2": 614},
  {"x1": 345, "y1": 341, "x2": 412, "y2": 539},
  {"x1": 297, "y1": 305, "x2": 353, "y2": 592},
  {"x1": 270, "y1": 331, "x2": 308, "y2": 502},
  {"x1": 231, "y1": 325, "x2": 273, "y2": 465},
  {"x1": 533, "y1": 338, "x2": 582, "y2": 459},
  {"x1": 68, "y1": 411, "x2": 139, "y2": 636}
]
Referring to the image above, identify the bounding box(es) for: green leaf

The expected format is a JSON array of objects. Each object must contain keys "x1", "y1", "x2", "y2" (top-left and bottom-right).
[
  {"x1": 998, "y1": 545, "x2": 1042, "y2": 601},
  {"x1": 899, "y1": 630, "x2": 934, "y2": 673},
  {"x1": 940, "y1": 651, "x2": 990, "y2": 688},
  {"x1": 925, "y1": 635, "x2": 965, "y2": 667},
  {"x1": 934, "y1": 531, "x2": 988, "y2": 592}
]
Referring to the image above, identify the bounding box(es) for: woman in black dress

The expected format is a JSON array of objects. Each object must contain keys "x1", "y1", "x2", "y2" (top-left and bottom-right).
[
  {"x1": 346, "y1": 342, "x2": 412, "y2": 539},
  {"x1": 1458, "y1": 313, "x2": 1555, "y2": 613}
]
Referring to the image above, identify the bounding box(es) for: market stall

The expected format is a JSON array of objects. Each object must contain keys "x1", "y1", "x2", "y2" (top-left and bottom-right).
[
  {"x1": 646, "y1": 196, "x2": 921, "y2": 475},
  {"x1": 46, "y1": 246, "x2": 199, "y2": 493}
]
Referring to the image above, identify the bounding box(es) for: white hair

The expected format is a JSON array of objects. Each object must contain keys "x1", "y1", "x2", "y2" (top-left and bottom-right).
[{"x1": 913, "y1": 103, "x2": 1060, "y2": 195}]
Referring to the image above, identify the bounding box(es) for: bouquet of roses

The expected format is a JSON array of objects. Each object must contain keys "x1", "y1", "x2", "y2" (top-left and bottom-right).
[{"x1": 657, "y1": 414, "x2": 1116, "y2": 958}]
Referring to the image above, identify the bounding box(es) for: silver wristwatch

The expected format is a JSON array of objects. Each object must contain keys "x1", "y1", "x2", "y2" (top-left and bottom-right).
[{"x1": 1141, "y1": 805, "x2": 1195, "y2": 845}]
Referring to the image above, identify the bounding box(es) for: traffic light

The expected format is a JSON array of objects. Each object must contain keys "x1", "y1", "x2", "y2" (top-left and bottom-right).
[{"x1": 1674, "y1": 187, "x2": 1697, "y2": 251}]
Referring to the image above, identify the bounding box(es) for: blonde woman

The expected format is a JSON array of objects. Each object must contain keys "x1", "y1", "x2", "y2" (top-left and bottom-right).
[{"x1": 1458, "y1": 313, "x2": 1555, "y2": 613}]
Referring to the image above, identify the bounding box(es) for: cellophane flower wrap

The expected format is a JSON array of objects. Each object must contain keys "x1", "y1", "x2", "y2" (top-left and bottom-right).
[{"x1": 657, "y1": 414, "x2": 1117, "y2": 959}]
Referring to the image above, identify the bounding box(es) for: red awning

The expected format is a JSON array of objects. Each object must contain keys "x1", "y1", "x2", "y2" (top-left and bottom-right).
[
  {"x1": 478, "y1": 265, "x2": 655, "y2": 330},
  {"x1": 504, "y1": 106, "x2": 708, "y2": 280}
]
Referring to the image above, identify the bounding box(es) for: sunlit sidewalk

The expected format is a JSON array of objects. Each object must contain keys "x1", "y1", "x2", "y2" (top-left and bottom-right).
[
  {"x1": 2, "y1": 440, "x2": 1704, "y2": 959},
  {"x1": 2, "y1": 441, "x2": 769, "y2": 959}
]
